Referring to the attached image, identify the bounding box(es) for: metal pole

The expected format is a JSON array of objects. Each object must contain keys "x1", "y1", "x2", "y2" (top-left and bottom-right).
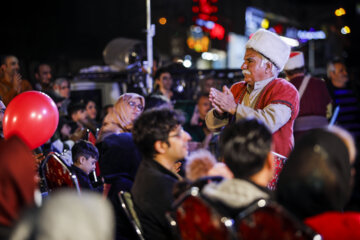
[
  {"x1": 308, "y1": 40, "x2": 315, "y2": 74},
  {"x1": 146, "y1": 0, "x2": 155, "y2": 94}
]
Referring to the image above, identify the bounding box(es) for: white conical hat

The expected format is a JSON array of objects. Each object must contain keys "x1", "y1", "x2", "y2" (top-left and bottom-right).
[{"x1": 245, "y1": 29, "x2": 290, "y2": 71}]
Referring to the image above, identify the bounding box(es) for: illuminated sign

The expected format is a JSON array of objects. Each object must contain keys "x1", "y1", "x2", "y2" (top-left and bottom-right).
[{"x1": 192, "y1": 0, "x2": 225, "y2": 40}]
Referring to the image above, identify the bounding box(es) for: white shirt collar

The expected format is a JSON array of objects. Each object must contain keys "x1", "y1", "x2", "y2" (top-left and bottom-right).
[{"x1": 247, "y1": 76, "x2": 275, "y2": 92}]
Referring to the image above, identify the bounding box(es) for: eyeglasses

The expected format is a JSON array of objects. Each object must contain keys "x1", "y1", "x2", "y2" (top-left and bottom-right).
[
  {"x1": 169, "y1": 127, "x2": 184, "y2": 139},
  {"x1": 128, "y1": 101, "x2": 144, "y2": 111}
]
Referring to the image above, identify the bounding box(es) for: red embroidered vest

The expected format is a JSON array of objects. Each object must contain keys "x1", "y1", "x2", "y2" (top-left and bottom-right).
[{"x1": 230, "y1": 78, "x2": 299, "y2": 157}]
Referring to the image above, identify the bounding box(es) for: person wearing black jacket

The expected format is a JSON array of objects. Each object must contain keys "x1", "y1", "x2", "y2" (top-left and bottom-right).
[
  {"x1": 70, "y1": 140, "x2": 99, "y2": 191},
  {"x1": 131, "y1": 108, "x2": 191, "y2": 240}
]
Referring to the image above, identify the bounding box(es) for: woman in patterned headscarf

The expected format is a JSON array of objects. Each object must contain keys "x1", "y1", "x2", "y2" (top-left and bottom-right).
[
  {"x1": 96, "y1": 93, "x2": 145, "y2": 240},
  {"x1": 97, "y1": 93, "x2": 145, "y2": 142}
]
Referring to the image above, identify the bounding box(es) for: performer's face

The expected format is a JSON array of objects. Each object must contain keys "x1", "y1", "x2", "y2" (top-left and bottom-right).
[{"x1": 241, "y1": 49, "x2": 267, "y2": 86}]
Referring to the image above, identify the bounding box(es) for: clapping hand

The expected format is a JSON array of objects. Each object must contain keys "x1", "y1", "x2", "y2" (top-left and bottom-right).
[{"x1": 209, "y1": 86, "x2": 237, "y2": 115}]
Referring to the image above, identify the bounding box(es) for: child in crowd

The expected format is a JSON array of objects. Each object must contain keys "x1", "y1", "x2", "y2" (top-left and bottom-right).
[{"x1": 71, "y1": 140, "x2": 100, "y2": 192}]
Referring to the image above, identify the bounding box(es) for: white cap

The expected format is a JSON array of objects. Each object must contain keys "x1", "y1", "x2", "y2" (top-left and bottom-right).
[
  {"x1": 284, "y1": 51, "x2": 305, "y2": 71},
  {"x1": 245, "y1": 29, "x2": 291, "y2": 71}
]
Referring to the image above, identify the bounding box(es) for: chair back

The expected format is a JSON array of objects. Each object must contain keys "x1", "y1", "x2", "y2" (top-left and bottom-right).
[
  {"x1": 170, "y1": 187, "x2": 237, "y2": 240},
  {"x1": 118, "y1": 191, "x2": 145, "y2": 240},
  {"x1": 236, "y1": 199, "x2": 321, "y2": 240},
  {"x1": 39, "y1": 152, "x2": 81, "y2": 194}
]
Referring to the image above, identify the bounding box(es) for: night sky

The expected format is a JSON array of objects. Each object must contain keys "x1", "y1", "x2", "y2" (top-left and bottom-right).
[{"x1": 1, "y1": 0, "x2": 359, "y2": 78}]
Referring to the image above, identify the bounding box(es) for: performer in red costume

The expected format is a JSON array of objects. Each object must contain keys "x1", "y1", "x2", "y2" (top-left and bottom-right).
[
  {"x1": 284, "y1": 51, "x2": 332, "y2": 141},
  {"x1": 205, "y1": 29, "x2": 299, "y2": 189}
]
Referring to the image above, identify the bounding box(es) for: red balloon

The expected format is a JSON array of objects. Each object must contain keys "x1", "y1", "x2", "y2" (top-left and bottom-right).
[{"x1": 3, "y1": 91, "x2": 59, "y2": 150}]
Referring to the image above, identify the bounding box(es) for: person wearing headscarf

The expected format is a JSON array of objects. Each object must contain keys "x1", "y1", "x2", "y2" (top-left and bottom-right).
[
  {"x1": 96, "y1": 93, "x2": 145, "y2": 240},
  {"x1": 0, "y1": 136, "x2": 37, "y2": 239},
  {"x1": 97, "y1": 93, "x2": 145, "y2": 142}
]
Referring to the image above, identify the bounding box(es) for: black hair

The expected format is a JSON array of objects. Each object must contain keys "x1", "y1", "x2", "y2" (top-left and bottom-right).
[
  {"x1": 67, "y1": 101, "x2": 86, "y2": 117},
  {"x1": 154, "y1": 67, "x2": 170, "y2": 81},
  {"x1": 34, "y1": 62, "x2": 51, "y2": 74},
  {"x1": 144, "y1": 95, "x2": 170, "y2": 110},
  {"x1": 132, "y1": 108, "x2": 185, "y2": 159},
  {"x1": 71, "y1": 140, "x2": 99, "y2": 164},
  {"x1": 195, "y1": 92, "x2": 209, "y2": 103},
  {"x1": 0, "y1": 54, "x2": 15, "y2": 66},
  {"x1": 219, "y1": 118, "x2": 272, "y2": 179}
]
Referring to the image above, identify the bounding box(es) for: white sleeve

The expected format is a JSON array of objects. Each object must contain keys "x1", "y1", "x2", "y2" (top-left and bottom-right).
[{"x1": 235, "y1": 103, "x2": 292, "y2": 133}]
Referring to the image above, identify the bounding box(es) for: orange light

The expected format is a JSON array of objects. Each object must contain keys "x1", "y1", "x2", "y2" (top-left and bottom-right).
[
  {"x1": 159, "y1": 17, "x2": 167, "y2": 25},
  {"x1": 335, "y1": 8, "x2": 346, "y2": 16}
]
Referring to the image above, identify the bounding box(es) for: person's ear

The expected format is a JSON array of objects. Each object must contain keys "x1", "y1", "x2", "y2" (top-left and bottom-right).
[
  {"x1": 265, "y1": 151, "x2": 275, "y2": 173},
  {"x1": 79, "y1": 156, "x2": 86, "y2": 165},
  {"x1": 154, "y1": 140, "x2": 168, "y2": 154},
  {"x1": 265, "y1": 62, "x2": 273, "y2": 74}
]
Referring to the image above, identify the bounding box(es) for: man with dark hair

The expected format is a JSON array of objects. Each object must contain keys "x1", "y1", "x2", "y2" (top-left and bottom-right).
[
  {"x1": 34, "y1": 62, "x2": 53, "y2": 91},
  {"x1": 131, "y1": 108, "x2": 191, "y2": 240},
  {"x1": 0, "y1": 55, "x2": 32, "y2": 105},
  {"x1": 152, "y1": 67, "x2": 174, "y2": 102},
  {"x1": 284, "y1": 51, "x2": 332, "y2": 140},
  {"x1": 71, "y1": 140, "x2": 99, "y2": 191},
  {"x1": 202, "y1": 118, "x2": 274, "y2": 217},
  {"x1": 184, "y1": 93, "x2": 213, "y2": 147}
]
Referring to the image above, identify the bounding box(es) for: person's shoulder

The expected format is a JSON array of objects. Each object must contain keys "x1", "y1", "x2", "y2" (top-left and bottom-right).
[
  {"x1": 105, "y1": 132, "x2": 133, "y2": 143},
  {"x1": 230, "y1": 81, "x2": 246, "y2": 93},
  {"x1": 231, "y1": 81, "x2": 246, "y2": 88},
  {"x1": 273, "y1": 78, "x2": 298, "y2": 91}
]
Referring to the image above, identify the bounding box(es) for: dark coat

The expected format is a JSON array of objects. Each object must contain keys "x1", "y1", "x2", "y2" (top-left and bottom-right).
[
  {"x1": 97, "y1": 132, "x2": 142, "y2": 240},
  {"x1": 70, "y1": 165, "x2": 94, "y2": 191},
  {"x1": 131, "y1": 158, "x2": 180, "y2": 240},
  {"x1": 97, "y1": 132, "x2": 141, "y2": 180}
]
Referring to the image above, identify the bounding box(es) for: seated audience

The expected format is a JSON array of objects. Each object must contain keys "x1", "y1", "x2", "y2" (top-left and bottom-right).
[
  {"x1": 0, "y1": 55, "x2": 32, "y2": 106},
  {"x1": 97, "y1": 93, "x2": 144, "y2": 142},
  {"x1": 52, "y1": 77, "x2": 71, "y2": 116},
  {"x1": 0, "y1": 136, "x2": 37, "y2": 239},
  {"x1": 276, "y1": 127, "x2": 355, "y2": 220},
  {"x1": 10, "y1": 190, "x2": 115, "y2": 240},
  {"x1": 33, "y1": 62, "x2": 53, "y2": 92},
  {"x1": 185, "y1": 149, "x2": 233, "y2": 182},
  {"x1": 184, "y1": 93, "x2": 213, "y2": 150},
  {"x1": 131, "y1": 108, "x2": 191, "y2": 240},
  {"x1": 202, "y1": 118, "x2": 274, "y2": 218},
  {"x1": 96, "y1": 93, "x2": 144, "y2": 240},
  {"x1": 70, "y1": 140, "x2": 99, "y2": 191},
  {"x1": 276, "y1": 126, "x2": 360, "y2": 239},
  {"x1": 84, "y1": 98, "x2": 100, "y2": 130}
]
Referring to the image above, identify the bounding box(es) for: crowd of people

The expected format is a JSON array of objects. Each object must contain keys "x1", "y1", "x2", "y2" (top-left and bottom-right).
[{"x1": 1, "y1": 27, "x2": 360, "y2": 240}]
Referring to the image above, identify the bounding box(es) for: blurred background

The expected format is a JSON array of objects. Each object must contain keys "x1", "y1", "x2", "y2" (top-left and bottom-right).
[{"x1": 1, "y1": 0, "x2": 358, "y2": 104}]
